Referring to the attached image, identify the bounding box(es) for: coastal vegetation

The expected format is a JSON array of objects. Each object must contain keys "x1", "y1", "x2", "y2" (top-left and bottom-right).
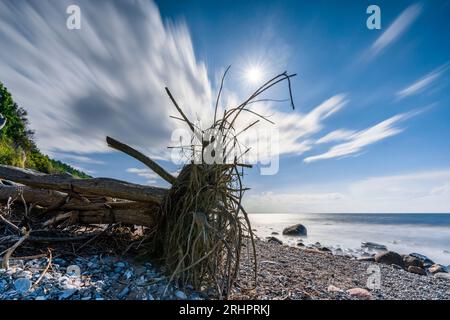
[{"x1": 0, "y1": 83, "x2": 90, "y2": 178}]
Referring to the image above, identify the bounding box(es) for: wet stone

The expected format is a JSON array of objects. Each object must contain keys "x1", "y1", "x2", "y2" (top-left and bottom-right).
[{"x1": 13, "y1": 278, "x2": 31, "y2": 294}]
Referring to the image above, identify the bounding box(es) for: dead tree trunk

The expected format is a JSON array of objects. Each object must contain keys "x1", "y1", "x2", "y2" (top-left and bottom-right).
[
  {"x1": 0, "y1": 165, "x2": 167, "y2": 203},
  {"x1": 0, "y1": 164, "x2": 168, "y2": 228}
]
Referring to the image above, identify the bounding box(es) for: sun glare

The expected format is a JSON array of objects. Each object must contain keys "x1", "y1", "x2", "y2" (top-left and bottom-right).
[{"x1": 244, "y1": 65, "x2": 263, "y2": 84}]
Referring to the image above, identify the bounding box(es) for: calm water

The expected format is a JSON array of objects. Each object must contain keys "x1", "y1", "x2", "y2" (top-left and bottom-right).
[{"x1": 249, "y1": 213, "x2": 450, "y2": 265}]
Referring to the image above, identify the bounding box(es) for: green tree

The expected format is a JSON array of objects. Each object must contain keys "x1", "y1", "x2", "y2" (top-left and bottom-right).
[{"x1": 0, "y1": 82, "x2": 90, "y2": 179}]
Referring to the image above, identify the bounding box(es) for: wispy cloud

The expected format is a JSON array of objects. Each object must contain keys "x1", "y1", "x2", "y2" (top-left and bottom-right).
[
  {"x1": 304, "y1": 112, "x2": 414, "y2": 163},
  {"x1": 315, "y1": 129, "x2": 356, "y2": 144},
  {"x1": 370, "y1": 3, "x2": 422, "y2": 57},
  {"x1": 52, "y1": 153, "x2": 105, "y2": 165},
  {"x1": 126, "y1": 168, "x2": 159, "y2": 184},
  {"x1": 236, "y1": 94, "x2": 349, "y2": 161},
  {"x1": 396, "y1": 63, "x2": 449, "y2": 99},
  {"x1": 0, "y1": 0, "x2": 212, "y2": 156}
]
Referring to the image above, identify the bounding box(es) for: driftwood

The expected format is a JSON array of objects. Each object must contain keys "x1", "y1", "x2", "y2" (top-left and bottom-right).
[
  {"x1": 0, "y1": 165, "x2": 167, "y2": 203},
  {"x1": 0, "y1": 180, "x2": 163, "y2": 228},
  {"x1": 0, "y1": 183, "x2": 67, "y2": 207},
  {"x1": 75, "y1": 204, "x2": 160, "y2": 227}
]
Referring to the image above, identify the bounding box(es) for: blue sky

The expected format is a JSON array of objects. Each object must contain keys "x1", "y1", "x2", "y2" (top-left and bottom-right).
[{"x1": 0, "y1": 0, "x2": 449, "y2": 212}]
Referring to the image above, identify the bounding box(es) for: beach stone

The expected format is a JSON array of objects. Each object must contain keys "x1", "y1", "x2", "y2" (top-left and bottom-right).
[
  {"x1": 117, "y1": 286, "x2": 130, "y2": 299},
  {"x1": 13, "y1": 278, "x2": 31, "y2": 294},
  {"x1": 124, "y1": 269, "x2": 133, "y2": 279},
  {"x1": 407, "y1": 266, "x2": 427, "y2": 276},
  {"x1": 282, "y1": 224, "x2": 307, "y2": 236},
  {"x1": 296, "y1": 242, "x2": 305, "y2": 247},
  {"x1": 428, "y1": 264, "x2": 448, "y2": 274},
  {"x1": 266, "y1": 236, "x2": 283, "y2": 245},
  {"x1": 346, "y1": 288, "x2": 373, "y2": 300},
  {"x1": 59, "y1": 289, "x2": 78, "y2": 300},
  {"x1": 175, "y1": 290, "x2": 187, "y2": 299},
  {"x1": 434, "y1": 273, "x2": 450, "y2": 281},
  {"x1": 357, "y1": 256, "x2": 375, "y2": 262},
  {"x1": 327, "y1": 285, "x2": 342, "y2": 293},
  {"x1": 319, "y1": 247, "x2": 332, "y2": 253},
  {"x1": 374, "y1": 251, "x2": 404, "y2": 267},
  {"x1": 0, "y1": 280, "x2": 6, "y2": 293},
  {"x1": 403, "y1": 255, "x2": 424, "y2": 268},
  {"x1": 271, "y1": 232, "x2": 279, "y2": 235},
  {"x1": 409, "y1": 253, "x2": 434, "y2": 267}
]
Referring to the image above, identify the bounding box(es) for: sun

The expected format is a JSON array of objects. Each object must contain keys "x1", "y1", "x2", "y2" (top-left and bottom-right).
[{"x1": 244, "y1": 65, "x2": 264, "y2": 84}]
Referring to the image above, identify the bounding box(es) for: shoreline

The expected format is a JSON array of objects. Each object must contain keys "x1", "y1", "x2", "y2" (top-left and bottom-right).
[
  {"x1": 249, "y1": 213, "x2": 450, "y2": 266},
  {"x1": 232, "y1": 239, "x2": 450, "y2": 300}
]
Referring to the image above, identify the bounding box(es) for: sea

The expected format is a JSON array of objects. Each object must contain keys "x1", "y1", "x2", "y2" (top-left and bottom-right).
[{"x1": 249, "y1": 213, "x2": 450, "y2": 265}]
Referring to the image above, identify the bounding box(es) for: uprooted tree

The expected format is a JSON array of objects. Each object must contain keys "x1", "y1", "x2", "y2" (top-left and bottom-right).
[{"x1": 0, "y1": 70, "x2": 296, "y2": 298}]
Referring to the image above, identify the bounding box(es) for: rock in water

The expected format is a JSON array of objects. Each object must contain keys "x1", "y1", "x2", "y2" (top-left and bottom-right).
[
  {"x1": 407, "y1": 266, "x2": 427, "y2": 276},
  {"x1": 13, "y1": 278, "x2": 31, "y2": 294},
  {"x1": 429, "y1": 264, "x2": 448, "y2": 274},
  {"x1": 266, "y1": 236, "x2": 283, "y2": 245},
  {"x1": 374, "y1": 251, "x2": 404, "y2": 267},
  {"x1": 361, "y1": 242, "x2": 387, "y2": 250},
  {"x1": 282, "y1": 224, "x2": 307, "y2": 236},
  {"x1": 346, "y1": 288, "x2": 373, "y2": 300},
  {"x1": 403, "y1": 255, "x2": 424, "y2": 268}
]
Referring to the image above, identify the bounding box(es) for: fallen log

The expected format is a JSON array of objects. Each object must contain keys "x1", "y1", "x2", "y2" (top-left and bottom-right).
[
  {"x1": 77, "y1": 205, "x2": 159, "y2": 227},
  {"x1": 40, "y1": 205, "x2": 159, "y2": 228},
  {"x1": 0, "y1": 165, "x2": 168, "y2": 203},
  {"x1": 0, "y1": 184, "x2": 160, "y2": 227},
  {"x1": 0, "y1": 183, "x2": 68, "y2": 207}
]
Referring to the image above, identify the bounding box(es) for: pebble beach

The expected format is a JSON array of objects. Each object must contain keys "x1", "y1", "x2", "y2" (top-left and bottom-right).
[
  {"x1": 232, "y1": 239, "x2": 450, "y2": 300},
  {"x1": 1, "y1": 237, "x2": 449, "y2": 300}
]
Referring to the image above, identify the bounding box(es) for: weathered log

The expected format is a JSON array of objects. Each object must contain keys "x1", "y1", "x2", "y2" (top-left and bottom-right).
[
  {"x1": 39, "y1": 205, "x2": 159, "y2": 228},
  {"x1": 0, "y1": 183, "x2": 68, "y2": 207},
  {"x1": 0, "y1": 180, "x2": 160, "y2": 228},
  {"x1": 0, "y1": 165, "x2": 168, "y2": 203},
  {"x1": 61, "y1": 200, "x2": 152, "y2": 211},
  {"x1": 76, "y1": 204, "x2": 160, "y2": 227}
]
